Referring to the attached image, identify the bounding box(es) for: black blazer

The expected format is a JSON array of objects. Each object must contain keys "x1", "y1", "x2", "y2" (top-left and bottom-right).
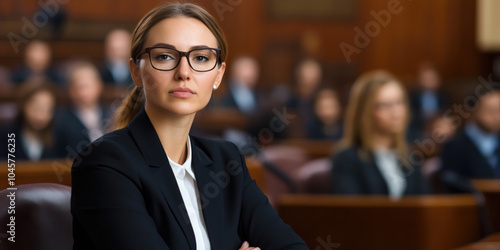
[
  {"x1": 440, "y1": 131, "x2": 500, "y2": 179},
  {"x1": 331, "y1": 147, "x2": 430, "y2": 195},
  {"x1": 71, "y1": 109, "x2": 307, "y2": 250}
]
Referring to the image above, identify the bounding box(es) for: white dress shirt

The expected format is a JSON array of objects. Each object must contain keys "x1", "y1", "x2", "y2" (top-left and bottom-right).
[
  {"x1": 21, "y1": 131, "x2": 43, "y2": 160},
  {"x1": 76, "y1": 107, "x2": 104, "y2": 142},
  {"x1": 231, "y1": 83, "x2": 257, "y2": 113},
  {"x1": 373, "y1": 149, "x2": 406, "y2": 199},
  {"x1": 167, "y1": 137, "x2": 211, "y2": 250},
  {"x1": 465, "y1": 122, "x2": 499, "y2": 168}
]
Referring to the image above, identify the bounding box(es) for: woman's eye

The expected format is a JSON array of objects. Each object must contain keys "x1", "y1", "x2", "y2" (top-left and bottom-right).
[
  {"x1": 156, "y1": 54, "x2": 174, "y2": 61},
  {"x1": 192, "y1": 55, "x2": 209, "y2": 62}
]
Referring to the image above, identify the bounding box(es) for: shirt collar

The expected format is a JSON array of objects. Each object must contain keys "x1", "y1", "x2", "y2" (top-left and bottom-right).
[
  {"x1": 167, "y1": 136, "x2": 195, "y2": 180},
  {"x1": 465, "y1": 122, "x2": 499, "y2": 154}
]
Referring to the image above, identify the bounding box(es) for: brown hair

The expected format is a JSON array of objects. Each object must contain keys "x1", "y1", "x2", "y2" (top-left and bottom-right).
[
  {"x1": 15, "y1": 82, "x2": 60, "y2": 149},
  {"x1": 113, "y1": 2, "x2": 228, "y2": 130},
  {"x1": 342, "y1": 70, "x2": 410, "y2": 165}
]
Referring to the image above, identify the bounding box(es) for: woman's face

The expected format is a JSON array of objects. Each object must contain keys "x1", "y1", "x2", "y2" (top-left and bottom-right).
[
  {"x1": 371, "y1": 82, "x2": 407, "y2": 135},
  {"x1": 23, "y1": 90, "x2": 55, "y2": 132},
  {"x1": 131, "y1": 17, "x2": 226, "y2": 116},
  {"x1": 69, "y1": 67, "x2": 103, "y2": 108},
  {"x1": 315, "y1": 90, "x2": 341, "y2": 125}
]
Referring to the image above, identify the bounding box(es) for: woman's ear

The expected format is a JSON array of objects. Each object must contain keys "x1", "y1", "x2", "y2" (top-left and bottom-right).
[
  {"x1": 129, "y1": 58, "x2": 143, "y2": 87},
  {"x1": 214, "y1": 62, "x2": 226, "y2": 89}
]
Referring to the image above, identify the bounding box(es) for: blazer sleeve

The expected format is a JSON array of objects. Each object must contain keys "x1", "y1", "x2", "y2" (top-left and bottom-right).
[
  {"x1": 233, "y1": 144, "x2": 308, "y2": 250},
  {"x1": 71, "y1": 148, "x2": 170, "y2": 250},
  {"x1": 331, "y1": 149, "x2": 364, "y2": 194}
]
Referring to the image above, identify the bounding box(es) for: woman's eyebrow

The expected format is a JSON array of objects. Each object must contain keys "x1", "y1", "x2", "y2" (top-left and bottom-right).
[
  {"x1": 151, "y1": 43, "x2": 176, "y2": 48},
  {"x1": 150, "y1": 43, "x2": 213, "y2": 50},
  {"x1": 190, "y1": 45, "x2": 211, "y2": 50}
]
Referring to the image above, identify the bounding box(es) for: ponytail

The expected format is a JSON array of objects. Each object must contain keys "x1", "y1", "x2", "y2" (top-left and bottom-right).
[{"x1": 112, "y1": 86, "x2": 145, "y2": 130}]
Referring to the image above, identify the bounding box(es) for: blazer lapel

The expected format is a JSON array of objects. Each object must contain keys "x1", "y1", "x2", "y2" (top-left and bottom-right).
[
  {"x1": 362, "y1": 152, "x2": 389, "y2": 194},
  {"x1": 463, "y1": 133, "x2": 496, "y2": 177},
  {"x1": 191, "y1": 138, "x2": 226, "y2": 249},
  {"x1": 128, "y1": 109, "x2": 196, "y2": 250}
]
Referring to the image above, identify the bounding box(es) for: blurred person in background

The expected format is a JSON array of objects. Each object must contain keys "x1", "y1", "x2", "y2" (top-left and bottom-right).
[
  {"x1": 286, "y1": 58, "x2": 323, "y2": 138},
  {"x1": 441, "y1": 90, "x2": 500, "y2": 182},
  {"x1": 220, "y1": 56, "x2": 261, "y2": 115},
  {"x1": 56, "y1": 61, "x2": 111, "y2": 158},
  {"x1": 0, "y1": 82, "x2": 64, "y2": 160},
  {"x1": 306, "y1": 87, "x2": 343, "y2": 140},
  {"x1": 408, "y1": 63, "x2": 448, "y2": 141},
  {"x1": 10, "y1": 40, "x2": 63, "y2": 85},
  {"x1": 216, "y1": 56, "x2": 274, "y2": 142},
  {"x1": 331, "y1": 70, "x2": 430, "y2": 198},
  {"x1": 419, "y1": 114, "x2": 457, "y2": 158},
  {"x1": 100, "y1": 29, "x2": 134, "y2": 85}
]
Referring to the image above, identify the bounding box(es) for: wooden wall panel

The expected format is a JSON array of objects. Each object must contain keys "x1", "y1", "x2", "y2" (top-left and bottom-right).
[{"x1": 0, "y1": 0, "x2": 490, "y2": 87}]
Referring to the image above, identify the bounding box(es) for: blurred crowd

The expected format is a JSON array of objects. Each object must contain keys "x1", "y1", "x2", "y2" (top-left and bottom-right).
[
  {"x1": 1, "y1": 29, "x2": 499, "y2": 196},
  {"x1": 0, "y1": 29, "x2": 132, "y2": 160}
]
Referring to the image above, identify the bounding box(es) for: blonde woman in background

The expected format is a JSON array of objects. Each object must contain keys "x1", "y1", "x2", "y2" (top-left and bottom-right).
[{"x1": 331, "y1": 70, "x2": 430, "y2": 198}]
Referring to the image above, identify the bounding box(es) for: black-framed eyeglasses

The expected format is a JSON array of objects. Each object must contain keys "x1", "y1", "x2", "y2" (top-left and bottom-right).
[{"x1": 136, "y1": 46, "x2": 221, "y2": 72}]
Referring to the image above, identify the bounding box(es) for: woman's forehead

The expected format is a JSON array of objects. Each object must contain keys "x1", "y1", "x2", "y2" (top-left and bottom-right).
[{"x1": 144, "y1": 16, "x2": 218, "y2": 50}]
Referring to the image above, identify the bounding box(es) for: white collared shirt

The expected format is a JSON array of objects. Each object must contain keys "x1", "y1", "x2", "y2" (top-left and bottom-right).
[
  {"x1": 75, "y1": 107, "x2": 104, "y2": 142},
  {"x1": 373, "y1": 149, "x2": 406, "y2": 199},
  {"x1": 167, "y1": 137, "x2": 211, "y2": 250},
  {"x1": 231, "y1": 83, "x2": 257, "y2": 113}
]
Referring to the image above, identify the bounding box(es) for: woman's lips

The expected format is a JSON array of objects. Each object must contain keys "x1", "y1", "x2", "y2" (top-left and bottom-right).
[{"x1": 169, "y1": 87, "x2": 195, "y2": 98}]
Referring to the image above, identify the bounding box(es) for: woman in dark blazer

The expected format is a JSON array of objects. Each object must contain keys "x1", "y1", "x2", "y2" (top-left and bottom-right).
[
  {"x1": 0, "y1": 82, "x2": 65, "y2": 161},
  {"x1": 71, "y1": 3, "x2": 307, "y2": 250},
  {"x1": 331, "y1": 70, "x2": 429, "y2": 198}
]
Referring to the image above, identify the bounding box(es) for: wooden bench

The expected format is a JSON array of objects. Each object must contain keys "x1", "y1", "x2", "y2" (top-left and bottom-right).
[
  {"x1": 472, "y1": 179, "x2": 500, "y2": 232},
  {"x1": 454, "y1": 232, "x2": 500, "y2": 250},
  {"x1": 278, "y1": 194, "x2": 481, "y2": 250},
  {"x1": 0, "y1": 159, "x2": 72, "y2": 189}
]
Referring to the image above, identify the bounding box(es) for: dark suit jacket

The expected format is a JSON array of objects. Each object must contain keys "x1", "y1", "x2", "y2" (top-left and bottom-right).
[
  {"x1": 441, "y1": 131, "x2": 500, "y2": 179},
  {"x1": 71, "y1": 109, "x2": 307, "y2": 250},
  {"x1": 55, "y1": 106, "x2": 111, "y2": 159},
  {"x1": 0, "y1": 122, "x2": 66, "y2": 161},
  {"x1": 408, "y1": 90, "x2": 448, "y2": 140},
  {"x1": 10, "y1": 65, "x2": 64, "y2": 85},
  {"x1": 99, "y1": 63, "x2": 133, "y2": 85},
  {"x1": 331, "y1": 147, "x2": 430, "y2": 195},
  {"x1": 219, "y1": 84, "x2": 262, "y2": 113}
]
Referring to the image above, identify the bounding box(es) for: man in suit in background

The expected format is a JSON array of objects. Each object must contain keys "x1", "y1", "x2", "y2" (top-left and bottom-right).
[
  {"x1": 56, "y1": 61, "x2": 111, "y2": 158},
  {"x1": 408, "y1": 63, "x2": 448, "y2": 141},
  {"x1": 220, "y1": 56, "x2": 261, "y2": 115},
  {"x1": 99, "y1": 29, "x2": 133, "y2": 85},
  {"x1": 10, "y1": 40, "x2": 64, "y2": 86},
  {"x1": 440, "y1": 90, "x2": 500, "y2": 182}
]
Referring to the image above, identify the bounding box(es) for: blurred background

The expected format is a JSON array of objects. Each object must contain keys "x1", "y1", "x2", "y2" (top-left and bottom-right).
[{"x1": 1, "y1": 0, "x2": 500, "y2": 249}]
